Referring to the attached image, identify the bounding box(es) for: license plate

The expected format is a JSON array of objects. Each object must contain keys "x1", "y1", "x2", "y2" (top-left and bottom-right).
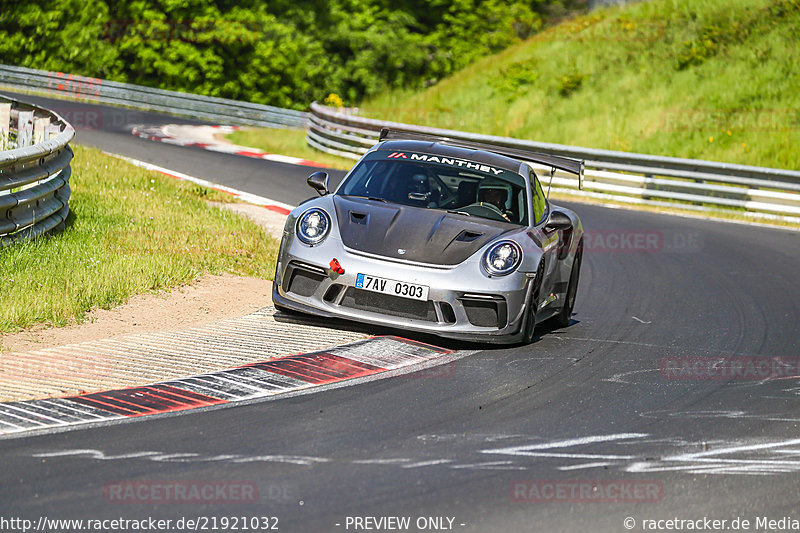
[{"x1": 355, "y1": 273, "x2": 429, "y2": 301}]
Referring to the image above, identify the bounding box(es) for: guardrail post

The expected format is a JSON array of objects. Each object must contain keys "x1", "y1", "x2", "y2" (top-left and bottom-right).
[
  {"x1": 47, "y1": 123, "x2": 60, "y2": 140},
  {"x1": 642, "y1": 173, "x2": 653, "y2": 200},
  {"x1": 0, "y1": 103, "x2": 9, "y2": 150},
  {"x1": 33, "y1": 117, "x2": 50, "y2": 144},
  {"x1": 17, "y1": 110, "x2": 33, "y2": 147}
]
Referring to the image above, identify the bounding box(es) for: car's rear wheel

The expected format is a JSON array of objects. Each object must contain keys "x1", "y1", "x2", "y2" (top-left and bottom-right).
[
  {"x1": 521, "y1": 259, "x2": 546, "y2": 344},
  {"x1": 554, "y1": 237, "x2": 583, "y2": 328}
]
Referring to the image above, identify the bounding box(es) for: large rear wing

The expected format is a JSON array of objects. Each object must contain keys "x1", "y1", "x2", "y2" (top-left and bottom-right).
[{"x1": 379, "y1": 128, "x2": 584, "y2": 189}]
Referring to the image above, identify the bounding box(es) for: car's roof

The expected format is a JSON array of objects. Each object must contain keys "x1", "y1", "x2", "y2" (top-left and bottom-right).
[{"x1": 375, "y1": 140, "x2": 524, "y2": 174}]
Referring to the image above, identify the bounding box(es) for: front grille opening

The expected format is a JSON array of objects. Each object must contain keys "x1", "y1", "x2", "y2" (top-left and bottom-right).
[
  {"x1": 462, "y1": 300, "x2": 499, "y2": 327},
  {"x1": 291, "y1": 261, "x2": 326, "y2": 275},
  {"x1": 460, "y1": 296, "x2": 508, "y2": 328},
  {"x1": 439, "y1": 302, "x2": 456, "y2": 324},
  {"x1": 341, "y1": 288, "x2": 437, "y2": 322},
  {"x1": 323, "y1": 283, "x2": 345, "y2": 303},
  {"x1": 287, "y1": 267, "x2": 325, "y2": 297}
]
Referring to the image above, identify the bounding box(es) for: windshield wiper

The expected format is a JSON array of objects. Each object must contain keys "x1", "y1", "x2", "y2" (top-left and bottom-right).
[{"x1": 345, "y1": 195, "x2": 388, "y2": 203}]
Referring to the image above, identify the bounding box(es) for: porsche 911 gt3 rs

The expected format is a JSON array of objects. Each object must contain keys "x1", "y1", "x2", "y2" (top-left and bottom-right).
[{"x1": 272, "y1": 129, "x2": 584, "y2": 344}]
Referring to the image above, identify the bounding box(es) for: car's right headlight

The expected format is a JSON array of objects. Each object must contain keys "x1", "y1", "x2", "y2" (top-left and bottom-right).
[
  {"x1": 483, "y1": 240, "x2": 522, "y2": 276},
  {"x1": 296, "y1": 208, "x2": 331, "y2": 245}
]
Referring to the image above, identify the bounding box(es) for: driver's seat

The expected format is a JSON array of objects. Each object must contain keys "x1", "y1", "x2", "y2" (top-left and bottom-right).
[
  {"x1": 477, "y1": 185, "x2": 509, "y2": 210},
  {"x1": 457, "y1": 181, "x2": 479, "y2": 207}
]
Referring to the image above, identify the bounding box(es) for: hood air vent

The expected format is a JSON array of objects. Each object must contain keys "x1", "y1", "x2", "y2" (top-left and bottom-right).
[
  {"x1": 455, "y1": 230, "x2": 483, "y2": 242},
  {"x1": 349, "y1": 212, "x2": 368, "y2": 225}
]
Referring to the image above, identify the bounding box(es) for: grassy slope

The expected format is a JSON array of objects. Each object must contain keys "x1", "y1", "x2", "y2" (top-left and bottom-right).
[
  {"x1": 0, "y1": 145, "x2": 277, "y2": 332},
  {"x1": 362, "y1": 0, "x2": 800, "y2": 170}
]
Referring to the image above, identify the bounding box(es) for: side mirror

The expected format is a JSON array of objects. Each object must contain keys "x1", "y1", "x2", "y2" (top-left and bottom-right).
[
  {"x1": 544, "y1": 210, "x2": 572, "y2": 232},
  {"x1": 307, "y1": 171, "x2": 329, "y2": 196}
]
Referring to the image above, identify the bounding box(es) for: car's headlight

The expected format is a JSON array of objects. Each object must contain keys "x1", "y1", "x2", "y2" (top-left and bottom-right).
[
  {"x1": 483, "y1": 240, "x2": 522, "y2": 276},
  {"x1": 296, "y1": 208, "x2": 331, "y2": 245}
]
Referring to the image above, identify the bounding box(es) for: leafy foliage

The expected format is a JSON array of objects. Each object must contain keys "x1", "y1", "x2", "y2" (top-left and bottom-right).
[
  {"x1": 490, "y1": 58, "x2": 540, "y2": 101},
  {"x1": 556, "y1": 64, "x2": 584, "y2": 97},
  {"x1": 362, "y1": 0, "x2": 800, "y2": 170},
  {"x1": 675, "y1": 0, "x2": 799, "y2": 70},
  {"x1": 0, "y1": 0, "x2": 584, "y2": 109}
]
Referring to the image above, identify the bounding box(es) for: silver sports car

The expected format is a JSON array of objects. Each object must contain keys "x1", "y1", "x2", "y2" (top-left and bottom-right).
[{"x1": 272, "y1": 129, "x2": 584, "y2": 344}]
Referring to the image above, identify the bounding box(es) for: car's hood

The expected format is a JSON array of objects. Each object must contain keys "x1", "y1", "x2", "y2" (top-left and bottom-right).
[{"x1": 333, "y1": 196, "x2": 515, "y2": 265}]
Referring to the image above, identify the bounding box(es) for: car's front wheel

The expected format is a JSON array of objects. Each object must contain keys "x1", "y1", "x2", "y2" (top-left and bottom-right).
[
  {"x1": 554, "y1": 237, "x2": 583, "y2": 328},
  {"x1": 521, "y1": 259, "x2": 546, "y2": 344}
]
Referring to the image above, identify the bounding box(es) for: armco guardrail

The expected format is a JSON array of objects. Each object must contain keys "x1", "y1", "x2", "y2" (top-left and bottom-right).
[
  {"x1": 308, "y1": 102, "x2": 800, "y2": 222},
  {"x1": 0, "y1": 64, "x2": 308, "y2": 129},
  {"x1": 0, "y1": 94, "x2": 73, "y2": 246}
]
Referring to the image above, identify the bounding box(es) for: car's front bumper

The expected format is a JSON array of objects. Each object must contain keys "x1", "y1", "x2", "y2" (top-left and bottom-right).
[{"x1": 273, "y1": 234, "x2": 536, "y2": 344}]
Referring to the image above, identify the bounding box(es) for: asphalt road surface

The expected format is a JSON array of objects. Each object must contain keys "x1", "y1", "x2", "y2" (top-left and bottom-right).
[{"x1": 1, "y1": 91, "x2": 799, "y2": 533}]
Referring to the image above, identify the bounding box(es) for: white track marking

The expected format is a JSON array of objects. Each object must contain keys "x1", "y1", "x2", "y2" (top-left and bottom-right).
[
  {"x1": 33, "y1": 434, "x2": 800, "y2": 476},
  {"x1": 450, "y1": 461, "x2": 525, "y2": 471},
  {"x1": 625, "y1": 437, "x2": 800, "y2": 475},
  {"x1": 352, "y1": 458, "x2": 412, "y2": 465},
  {"x1": 481, "y1": 433, "x2": 648, "y2": 456},
  {"x1": 148, "y1": 453, "x2": 201, "y2": 462},
  {"x1": 557, "y1": 461, "x2": 613, "y2": 471},
  {"x1": 33, "y1": 449, "x2": 163, "y2": 460},
  {"x1": 603, "y1": 369, "x2": 658, "y2": 383},
  {"x1": 401, "y1": 459, "x2": 454, "y2": 469},
  {"x1": 670, "y1": 437, "x2": 800, "y2": 460},
  {"x1": 103, "y1": 152, "x2": 295, "y2": 212},
  {"x1": 227, "y1": 455, "x2": 330, "y2": 466}
]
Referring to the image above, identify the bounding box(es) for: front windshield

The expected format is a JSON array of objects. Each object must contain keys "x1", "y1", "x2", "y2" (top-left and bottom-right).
[{"x1": 338, "y1": 150, "x2": 529, "y2": 225}]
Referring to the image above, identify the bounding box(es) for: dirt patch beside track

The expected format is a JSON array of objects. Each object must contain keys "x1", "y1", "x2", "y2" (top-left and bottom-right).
[{"x1": 0, "y1": 274, "x2": 272, "y2": 354}]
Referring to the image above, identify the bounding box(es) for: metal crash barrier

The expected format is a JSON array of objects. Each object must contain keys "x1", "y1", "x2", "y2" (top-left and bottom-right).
[
  {"x1": 0, "y1": 94, "x2": 74, "y2": 247},
  {"x1": 307, "y1": 102, "x2": 800, "y2": 223}
]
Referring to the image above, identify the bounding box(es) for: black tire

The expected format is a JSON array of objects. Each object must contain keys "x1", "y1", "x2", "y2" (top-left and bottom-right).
[
  {"x1": 554, "y1": 237, "x2": 583, "y2": 328},
  {"x1": 521, "y1": 259, "x2": 546, "y2": 344}
]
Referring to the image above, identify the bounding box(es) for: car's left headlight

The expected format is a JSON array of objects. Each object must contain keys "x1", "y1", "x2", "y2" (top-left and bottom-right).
[
  {"x1": 483, "y1": 240, "x2": 522, "y2": 276},
  {"x1": 296, "y1": 208, "x2": 331, "y2": 245}
]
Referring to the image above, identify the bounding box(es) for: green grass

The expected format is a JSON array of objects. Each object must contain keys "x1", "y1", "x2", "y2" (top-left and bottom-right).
[
  {"x1": 226, "y1": 127, "x2": 355, "y2": 170},
  {"x1": 0, "y1": 145, "x2": 278, "y2": 333},
  {"x1": 361, "y1": 0, "x2": 800, "y2": 170}
]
